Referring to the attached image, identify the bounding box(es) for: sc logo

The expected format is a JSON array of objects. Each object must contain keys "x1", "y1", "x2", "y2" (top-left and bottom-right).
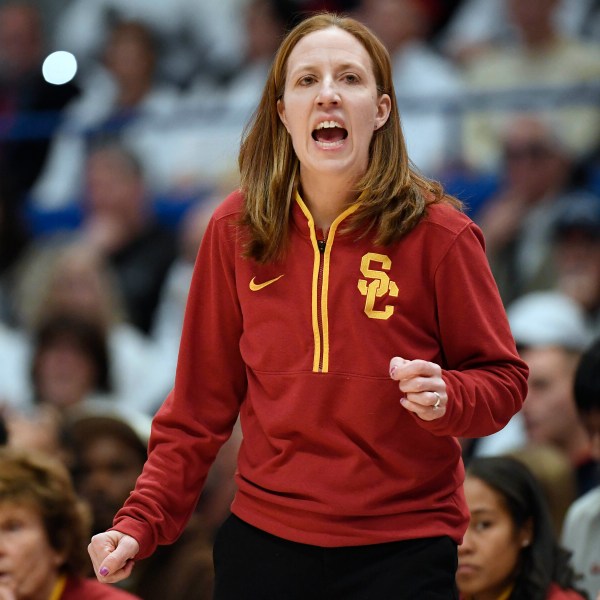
[{"x1": 357, "y1": 253, "x2": 399, "y2": 320}]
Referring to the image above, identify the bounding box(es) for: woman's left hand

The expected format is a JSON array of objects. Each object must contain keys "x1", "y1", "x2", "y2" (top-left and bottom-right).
[{"x1": 389, "y1": 356, "x2": 447, "y2": 421}]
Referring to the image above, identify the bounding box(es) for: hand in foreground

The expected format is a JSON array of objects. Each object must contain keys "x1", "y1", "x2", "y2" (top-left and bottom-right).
[
  {"x1": 389, "y1": 356, "x2": 447, "y2": 421},
  {"x1": 88, "y1": 531, "x2": 140, "y2": 584}
]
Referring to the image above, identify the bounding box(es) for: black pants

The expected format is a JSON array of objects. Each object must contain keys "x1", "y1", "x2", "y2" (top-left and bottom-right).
[{"x1": 213, "y1": 514, "x2": 459, "y2": 599}]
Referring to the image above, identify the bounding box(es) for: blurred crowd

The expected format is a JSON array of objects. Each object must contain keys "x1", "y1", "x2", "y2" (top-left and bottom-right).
[{"x1": 0, "y1": 0, "x2": 599, "y2": 598}]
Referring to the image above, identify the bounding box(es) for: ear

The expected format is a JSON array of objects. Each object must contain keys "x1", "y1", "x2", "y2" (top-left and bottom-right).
[
  {"x1": 519, "y1": 518, "x2": 534, "y2": 548},
  {"x1": 277, "y1": 99, "x2": 289, "y2": 131},
  {"x1": 374, "y1": 93, "x2": 391, "y2": 130}
]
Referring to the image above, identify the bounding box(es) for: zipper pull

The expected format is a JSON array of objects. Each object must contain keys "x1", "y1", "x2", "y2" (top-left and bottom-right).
[{"x1": 317, "y1": 239, "x2": 326, "y2": 254}]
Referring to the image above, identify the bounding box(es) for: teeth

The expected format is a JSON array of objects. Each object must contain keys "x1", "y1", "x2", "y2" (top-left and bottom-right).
[{"x1": 316, "y1": 121, "x2": 342, "y2": 130}]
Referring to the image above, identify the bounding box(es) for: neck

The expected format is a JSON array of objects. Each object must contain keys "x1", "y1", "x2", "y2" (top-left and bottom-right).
[{"x1": 300, "y1": 174, "x2": 358, "y2": 231}]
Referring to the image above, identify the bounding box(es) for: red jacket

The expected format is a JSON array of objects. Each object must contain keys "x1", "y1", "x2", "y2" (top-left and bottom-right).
[{"x1": 113, "y1": 191, "x2": 528, "y2": 557}]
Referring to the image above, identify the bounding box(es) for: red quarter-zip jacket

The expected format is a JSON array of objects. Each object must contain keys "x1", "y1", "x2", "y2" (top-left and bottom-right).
[{"x1": 113, "y1": 190, "x2": 528, "y2": 557}]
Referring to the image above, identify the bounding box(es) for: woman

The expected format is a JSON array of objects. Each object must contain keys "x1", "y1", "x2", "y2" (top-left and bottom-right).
[
  {"x1": 457, "y1": 456, "x2": 586, "y2": 600},
  {"x1": 89, "y1": 12, "x2": 528, "y2": 599},
  {"x1": 0, "y1": 447, "x2": 140, "y2": 599}
]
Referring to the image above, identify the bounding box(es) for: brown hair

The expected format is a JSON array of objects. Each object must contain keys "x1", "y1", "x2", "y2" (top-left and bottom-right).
[
  {"x1": 0, "y1": 447, "x2": 92, "y2": 577},
  {"x1": 239, "y1": 12, "x2": 461, "y2": 263}
]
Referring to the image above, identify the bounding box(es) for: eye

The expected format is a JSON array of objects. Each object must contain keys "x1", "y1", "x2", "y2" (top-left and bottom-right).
[
  {"x1": 298, "y1": 75, "x2": 316, "y2": 86},
  {"x1": 343, "y1": 73, "x2": 360, "y2": 84},
  {"x1": 474, "y1": 519, "x2": 493, "y2": 532}
]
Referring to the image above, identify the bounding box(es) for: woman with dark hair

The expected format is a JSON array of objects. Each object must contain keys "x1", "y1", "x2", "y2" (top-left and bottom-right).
[
  {"x1": 89, "y1": 12, "x2": 527, "y2": 599},
  {"x1": 30, "y1": 313, "x2": 112, "y2": 409},
  {"x1": 457, "y1": 455, "x2": 587, "y2": 600},
  {"x1": 0, "y1": 447, "x2": 139, "y2": 599}
]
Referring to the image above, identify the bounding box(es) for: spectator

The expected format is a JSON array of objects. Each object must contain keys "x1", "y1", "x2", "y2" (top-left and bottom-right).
[
  {"x1": 352, "y1": 0, "x2": 464, "y2": 177},
  {"x1": 0, "y1": 2, "x2": 79, "y2": 208},
  {"x1": 549, "y1": 194, "x2": 600, "y2": 337},
  {"x1": 12, "y1": 239, "x2": 165, "y2": 413},
  {"x1": 66, "y1": 401, "x2": 215, "y2": 599},
  {"x1": 476, "y1": 115, "x2": 582, "y2": 304},
  {"x1": 457, "y1": 455, "x2": 586, "y2": 600},
  {"x1": 0, "y1": 446, "x2": 140, "y2": 598},
  {"x1": 29, "y1": 314, "x2": 112, "y2": 409},
  {"x1": 31, "y1": 20, "x2": 180, "y2": 210},
  {"x1": 508, "y1": 290, "x2": 598, "y2": 497},
  {"x1": 440, "y1": 0, "x2": 600, "y2": 65},
  {"x1": 561, "y1": 336, "x2": 600, "y2": 600},
  {"x1": 79, "y1": 142, "x2": 177, "y2": 335},
  {"x1": 460, "y1": 0, "x2": 600, "y2": 173},
  {"x1": 54, "y1": 0, "x2": 244, "y2": 88}
]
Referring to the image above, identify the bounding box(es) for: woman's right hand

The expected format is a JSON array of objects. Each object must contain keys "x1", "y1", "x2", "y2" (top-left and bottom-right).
[{"x1": 88, "y1": 530, "x2": 140, "y2": 584}]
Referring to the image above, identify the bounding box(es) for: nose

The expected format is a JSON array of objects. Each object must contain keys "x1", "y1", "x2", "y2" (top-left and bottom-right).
[
  {"x1": 458, "y1": 527, "x2": 474, "y2": 556},
  {"x1": 316, "y1": 77, "x2": 340, "y2": 106}
]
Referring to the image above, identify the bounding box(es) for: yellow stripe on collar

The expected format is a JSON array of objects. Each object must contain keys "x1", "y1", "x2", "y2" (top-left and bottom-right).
[{"x1": 49, "y1": 574, "x2": 67, "y2": 600}]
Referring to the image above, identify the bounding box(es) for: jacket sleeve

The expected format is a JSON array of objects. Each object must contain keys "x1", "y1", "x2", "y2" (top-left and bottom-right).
[
  {"x1": 417, "y1": 221, "x2": 528, "y2": 438},
  {"x1": 111, "y1": 211, "x2": 247, "y2": 559}
]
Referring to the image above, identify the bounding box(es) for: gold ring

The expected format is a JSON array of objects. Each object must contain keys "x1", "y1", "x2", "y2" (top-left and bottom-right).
[{"x1": 433, "y1": 392, "x2": 442, "y2": 409}]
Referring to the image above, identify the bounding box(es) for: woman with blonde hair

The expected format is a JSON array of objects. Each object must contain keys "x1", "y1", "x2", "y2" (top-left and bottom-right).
[{"x1": 89, "y1": 12, "x2": 527, "y2": 598}]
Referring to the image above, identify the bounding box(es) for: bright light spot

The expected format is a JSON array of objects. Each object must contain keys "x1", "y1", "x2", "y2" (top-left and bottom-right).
[{"x1": 42, "y1": 51, "x2": 78, "y2": 85}]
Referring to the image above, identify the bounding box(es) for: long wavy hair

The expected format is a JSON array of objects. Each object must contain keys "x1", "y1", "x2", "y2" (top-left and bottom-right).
[
  {"x1": 239, "y1": 12, "x2": 461, "y2": 263},
  {"x1": 466, "y1": 456, "x2": 587, "y2": 600}
]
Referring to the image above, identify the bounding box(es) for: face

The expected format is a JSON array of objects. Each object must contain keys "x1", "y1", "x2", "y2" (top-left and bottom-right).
[
  {"x1": 520, "y1": 347, "x2": 581, "y2": 446},
  {"x1": 277, "y1": 27, "x2": 390, "y2": 188},
  {"x1": 74, "y1": 435, "x2": 144, "y2": 534},
  {"x1": 0, "y1": 502, "x2": 63, "y2": 600},
  {"x1": 35, "y1": 339, "x2": 97, "y2": 408},
  {"x1": 457, "y1": 477, "x2": 530, "y2": 600}
]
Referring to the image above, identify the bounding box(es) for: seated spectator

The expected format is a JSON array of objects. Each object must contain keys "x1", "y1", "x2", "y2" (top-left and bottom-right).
[
  {"x1": 460, "y1": 0, "x2": 600, "y2": 173},
  {"x1": 79, "y1": 143, "x2": 178, "y2": 335},
  {"x1": 457, "y1": 455, "x2": 586, "y2": 600},
  {"x1": 561, "y1": 336, "x2": 600, "y2": 600},
  {"x1": 0, "y1": 2, "x2": 79, "y2": 209},
  {"x1": 440, "y1": 0, "x2": 600, "y2": 65},
  {"x1": 352, "y1": 0, "x2": 464, "y2": 177},
  {"x1": 0, "y1": 446, "x2": 140, "y2": 598},
  {"x1": 12, "y1": 239, "x2": 166, "y2": 413},
  {"x1": 476, "y1": 115, "x2": 583, "y2": 304},
  {"x1": 54, "y1": 0, "x2": 244, "y2": 88},
  {"x1": 549, "y1": 194, "x2": 600, "y2": 337},
  {"x1": 65, "y1": 401, "x2": 215, "y2": 599},
  {"x1": 31, "y1": 20, "x2": 180, "y2": 210},
  {"x1": 507, "y1": 291, "x2": 598, "y2": 497},
  {"x1": 30, "y1": 314, "x2": 112, "y2": 409}
]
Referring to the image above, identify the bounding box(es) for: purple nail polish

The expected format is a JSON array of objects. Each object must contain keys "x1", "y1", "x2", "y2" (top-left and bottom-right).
[{"x1": 100, "y1": 567, "x2": 109, "y2": 576}]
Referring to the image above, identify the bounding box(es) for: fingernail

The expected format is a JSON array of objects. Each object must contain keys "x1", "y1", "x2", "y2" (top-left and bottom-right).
[
  {"x1": 100, "y1": 567, "x2": 109, "y2": 576},
  {"x1": 389, "y1": 365, "x2": 396, "y2": 377},
  {"x1": 400, "y1": 398, "x2": 407, "y2": 406}
]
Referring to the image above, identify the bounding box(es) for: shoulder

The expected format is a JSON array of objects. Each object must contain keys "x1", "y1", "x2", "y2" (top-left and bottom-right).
[
  {"x1": 422, "y1": 202, "x2": 473, "y2": 233},
  {"x1": 63, "y1": 576, "x2": 141, "y2": 599},
  {"x1": 546, "y1": 583, "x2": 587, "y2": 600},
  {"x1": 212, "y1": 189, "x2": 244, "y2": 222},
  {"x1": 564, "y1": 486, "x2": 600, "y2": 524}
]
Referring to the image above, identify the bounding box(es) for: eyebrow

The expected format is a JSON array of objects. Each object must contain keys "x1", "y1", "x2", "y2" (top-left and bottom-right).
[{"x1": 289, "y1": 61, "x2": 367, "y2": 75}]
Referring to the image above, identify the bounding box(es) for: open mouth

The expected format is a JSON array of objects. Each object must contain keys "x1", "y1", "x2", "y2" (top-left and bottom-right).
[{"x1": 312, "y1": 120, "x2": 348, "y2": 147}]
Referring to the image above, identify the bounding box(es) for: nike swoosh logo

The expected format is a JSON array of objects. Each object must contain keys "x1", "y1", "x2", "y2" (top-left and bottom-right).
[{"x1": 249, "y1": 274, "x2": 284, "y2": 291}]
